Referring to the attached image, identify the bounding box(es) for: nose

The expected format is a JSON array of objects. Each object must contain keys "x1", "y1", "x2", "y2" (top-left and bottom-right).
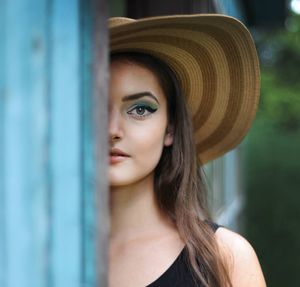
[{"x1": 109, "y1": 108, "x2": 123, "y2": 143}]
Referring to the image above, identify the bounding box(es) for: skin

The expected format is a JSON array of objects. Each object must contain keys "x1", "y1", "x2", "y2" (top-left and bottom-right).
[
  {"x1": 216, "y1": 228, "x2": 267, "y2": 287},
  {"x1": 108, "y1": 59, "x2": 266, "y2": 287}
]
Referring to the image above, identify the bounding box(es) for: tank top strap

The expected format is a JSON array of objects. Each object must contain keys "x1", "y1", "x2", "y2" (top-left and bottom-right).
[{"x1": 204, "y1": 220, "x2": 221, "y2": 233}]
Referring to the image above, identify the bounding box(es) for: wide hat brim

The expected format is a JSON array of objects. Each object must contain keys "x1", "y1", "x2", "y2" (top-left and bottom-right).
[{"x1": 109, "y1": 14, "x2": 260, "y2": 165}]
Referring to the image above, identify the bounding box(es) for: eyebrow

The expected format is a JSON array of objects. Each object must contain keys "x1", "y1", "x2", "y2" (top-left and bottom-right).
[{"x1": 122, "y1": 92, "x2": 159, "y2": 104}]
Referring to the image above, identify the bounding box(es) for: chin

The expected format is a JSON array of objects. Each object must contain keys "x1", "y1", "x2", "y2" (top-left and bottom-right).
[
  {"x1": 109, "y1": 171, "x2": 154, "y2": 188},
  {"x1": 109, "y1": 177, "x2": 139, "y2": 187},
  {"x1": 109, "y1": 175, "x2": 134, "y2": 187}
]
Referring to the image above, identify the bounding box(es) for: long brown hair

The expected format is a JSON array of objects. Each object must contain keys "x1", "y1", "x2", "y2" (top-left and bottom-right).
[{"x1": 111, "y1": 52, "x2": 232, "y2": 287}]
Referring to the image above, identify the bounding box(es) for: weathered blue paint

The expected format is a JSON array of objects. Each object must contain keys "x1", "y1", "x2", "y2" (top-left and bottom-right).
[
  {"x1": 80, "y1": 0, "x2": 109, "y2": 285},
  {"x1": 80, "y1": 0, "x2": 110, "y2": 286},
  {"x1": 3, "y1": 0, "x2": 50, "y2": 286},
  {"x1": 0, "y1": 1, "x2": 7, "y2": 286},
  {"x1": 80, "y1": 1, "x2": 98, "y2": 285},
  {"x1": 49, "y1": 0, "x2": 82, "y2": 286},
  {"x1": 87, "y1": 0, "x2": 110, "y2": 285},
  {"x1": 1, "y1": 0, "x2": 108, "y2": 285}
]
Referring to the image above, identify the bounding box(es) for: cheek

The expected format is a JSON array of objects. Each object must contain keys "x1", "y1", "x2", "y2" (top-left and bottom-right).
[
  {"x1": 130, "y1": 123, "x2": 166, "y2": 156},
  {"x1": 122, "y1": 121, "x2": 167, "y2": 180},
  {"x1": 136, "y1": 139, "x2": 164, "y2": 169}
]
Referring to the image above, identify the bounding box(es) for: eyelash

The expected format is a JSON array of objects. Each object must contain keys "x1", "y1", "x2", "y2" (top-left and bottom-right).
[{"x1": 127, "y1": 104, "x2": 157, "y2": 119}]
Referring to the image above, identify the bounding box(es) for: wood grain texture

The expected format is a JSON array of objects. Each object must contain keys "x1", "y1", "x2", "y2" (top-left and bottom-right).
[
  {"x1": 1, "y1": 0, "x2": 109, "y2": 286},
  {"x1": 0, "y1": 1, "x2": 6, "y2": 286},
  {"x1": 50, "y1": 0, "x2": 82, "y2": 285},
  {"x1": 89, "y1": 0, "x2": 109, "y2": 286},
  {"x1": 2, "y1": 0, "x2": 50, "y2": 286}
]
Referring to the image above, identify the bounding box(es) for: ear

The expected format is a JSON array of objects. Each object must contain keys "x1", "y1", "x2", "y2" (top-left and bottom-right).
[{"x1": 164, "y1": 126, "x2": 174, "y2": 147}]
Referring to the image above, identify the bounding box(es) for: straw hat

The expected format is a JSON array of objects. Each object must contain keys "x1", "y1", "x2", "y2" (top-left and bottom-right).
[{"x1": 109, "y1": 14, "x2": 260, "y2": 165}]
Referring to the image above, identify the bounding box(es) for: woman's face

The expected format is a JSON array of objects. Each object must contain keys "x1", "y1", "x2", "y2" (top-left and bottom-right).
[{"x1": 109, "y1": 59, "x2": 173, "y2": 187}]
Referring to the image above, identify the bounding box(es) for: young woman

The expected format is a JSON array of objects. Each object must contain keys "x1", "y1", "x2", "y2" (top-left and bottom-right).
[{"x1": 108, "y1": 15, "x2": 266, "y2": 287}]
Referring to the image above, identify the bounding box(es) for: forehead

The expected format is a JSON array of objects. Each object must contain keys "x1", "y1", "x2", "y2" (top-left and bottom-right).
[
  {"x1": 109, "y1": 59, "x2": 166, "y2": 103},
  {"x1": 110, "y1": 58, "x2": 159, "y2": 82}
]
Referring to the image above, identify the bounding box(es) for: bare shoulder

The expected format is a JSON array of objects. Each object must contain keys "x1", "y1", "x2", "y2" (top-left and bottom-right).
[{"x1": 215, "y1": 227, "x2": 267, "y2": 287}]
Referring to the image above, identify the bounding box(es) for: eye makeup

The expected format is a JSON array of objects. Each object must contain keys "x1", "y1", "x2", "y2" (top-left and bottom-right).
[
  {"x1": 127, "y1": 101, "x2": 158, "y2": 119},
  {"x1": 131, "y1": 101, "x2": 158, "y2": 110}
]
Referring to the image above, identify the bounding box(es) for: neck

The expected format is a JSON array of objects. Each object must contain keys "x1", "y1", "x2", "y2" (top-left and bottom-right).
[{"x1": 109, "y1": 174, "x2": 176, "y2": 245}]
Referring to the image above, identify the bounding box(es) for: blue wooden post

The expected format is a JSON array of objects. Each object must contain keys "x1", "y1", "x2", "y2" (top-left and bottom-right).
[
  {"x1": 50, "y1": 0, "x2": 82, "y2": 285},
  {"x1": 80, "y1": 0, "x2": 109, "y2": 285},
  {"x1": 0, "y1": 1, "x2": 6, "y2": 286},
  {"x1": 2, "y1": 0, "x2": 50, "y2": 286},
  {"x1": 87, "y1": 1, "x2": 109, "y2": 285},
  {"x1": 0, "y1": 0, "x2": 108, "y2": 286}
]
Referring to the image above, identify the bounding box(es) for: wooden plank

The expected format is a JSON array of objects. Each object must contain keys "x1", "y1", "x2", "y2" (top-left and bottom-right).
[
  {"x1": 92, "y1": 1, "x2": 109, "y2": 285},
  {"x1": 1, "y1": 0, "x2": 109, "y2": 285},
  {"x1": 49, "y1": 0, "x2": 82, "y2": 286},
  {"x1": 0, "y1": 0, "x2": 7, "y2": 286},
  {"x1": 81, "y1": 0, "x2": 109, "y2": 285},
  {"x1": 2, "y1": 0, "x2": 49, "y2": 286},
  {"x1": 80, "y1": 0, "x2": 97, "y2": 285}
]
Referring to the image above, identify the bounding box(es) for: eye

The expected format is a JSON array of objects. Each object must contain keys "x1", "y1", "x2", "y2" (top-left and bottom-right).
[{"x1": 127, "y1": 104, "x2": 157, "y2": 119}]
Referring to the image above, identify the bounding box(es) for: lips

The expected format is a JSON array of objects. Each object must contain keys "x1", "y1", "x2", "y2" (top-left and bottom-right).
[
  {"x1": 109, "y1": 148, "x2": 129, "y2": 157},
  {"x1": 109, "y1": 148, "x2": 129, "y2": 164}
]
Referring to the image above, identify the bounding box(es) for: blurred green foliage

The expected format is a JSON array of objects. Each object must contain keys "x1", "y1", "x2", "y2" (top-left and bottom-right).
[{"x1": 245, "y1": 12, "x2": 300, "y2": 287}]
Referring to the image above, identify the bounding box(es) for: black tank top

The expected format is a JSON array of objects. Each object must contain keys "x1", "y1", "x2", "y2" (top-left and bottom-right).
[{"x1": 146, "y1": 222, "x2": 220, "y2": 287}]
